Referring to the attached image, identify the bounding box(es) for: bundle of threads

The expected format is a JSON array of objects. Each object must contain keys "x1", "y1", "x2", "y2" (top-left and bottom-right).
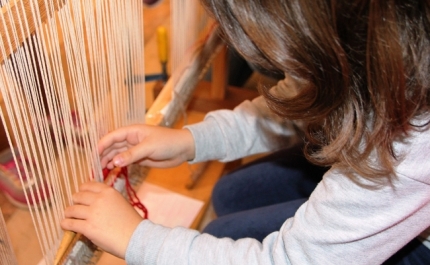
[{"x1": 102, "y1": 167, "x2": 148, "y2": 219}]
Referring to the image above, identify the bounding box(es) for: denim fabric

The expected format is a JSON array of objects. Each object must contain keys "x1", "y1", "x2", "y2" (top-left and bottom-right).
[
  {"x1": 203, "y1": 146, "x2": 325, "y2": 241},
  {"x1": 383, "y1": 239, "x2": 430, "y2": 265}
]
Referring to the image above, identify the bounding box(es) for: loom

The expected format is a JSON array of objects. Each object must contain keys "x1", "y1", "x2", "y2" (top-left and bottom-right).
[{"x1": 0, "y1": 0, "x2": 226, "y2": 264}]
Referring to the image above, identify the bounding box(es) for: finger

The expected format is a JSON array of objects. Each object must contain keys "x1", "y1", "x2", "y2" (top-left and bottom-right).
[
  {"x1": 98, "y1": 127, "x2": 130, "y2": 153},
  {"x1": 99, "y1": 136, "x2": 142, "y2": 168},
  {"x1": 72, "y1": 190, "x2": 99, "y2": 205},
  {"x1": 64, "y1": 204, "x2": 90, "y2": 220},
  {"x1": 78, "y1": 181, "x2": 110, "y2": 193},
  {"x1": 110, "y1": 143, "x2": 156, "y2": 167},
  {"x1": 99, "y1": 141, "x2": 131, "y2": 157},
  {"x1": 99, "y1": 148, "x2": 122, "y2": 168},
  {"x1": 98, "y1": 126, "x2": 142, "y2": 154},
  {"x1": 139, "y1": 158, "x2": 183, "y2": 168},
  {"x1": 99, "y1": 143, "x2": 130, "y2": 166},
  {"x1": 105, "y1": 161, "x2": 115, "y2": 170},
  {"x1": 60, "y1": 218, "x2": 90, "y2": 235}
]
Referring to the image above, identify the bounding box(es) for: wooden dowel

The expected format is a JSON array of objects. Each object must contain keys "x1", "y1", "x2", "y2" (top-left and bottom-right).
[
  {"x1": 146, "y1": 25, "x2": 226, "y2": 127},
  {"x1": 54, "y1": 167, "x2": 124, "y2": 264},
  {"x1": 53, "y1": 230, "x2": 77, "y2": 265}
]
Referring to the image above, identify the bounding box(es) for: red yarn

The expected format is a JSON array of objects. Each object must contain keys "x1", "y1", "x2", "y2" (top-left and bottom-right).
[
  {"x1": 120, "y1": 167, "x2": 148, "y2": 219},
  {"x1": 102, "y1": 167, "x2": 148, "y2": 219}
]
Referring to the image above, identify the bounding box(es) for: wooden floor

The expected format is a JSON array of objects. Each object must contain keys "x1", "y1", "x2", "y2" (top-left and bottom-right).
[{"x1": 1, "y1": 1, "x2": 271, "y2": 264}]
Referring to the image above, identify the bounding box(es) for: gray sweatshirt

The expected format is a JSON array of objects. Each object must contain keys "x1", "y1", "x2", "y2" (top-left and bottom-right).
[{"x1": 126, "y1": 79, "x2": 430, "y2": 264}]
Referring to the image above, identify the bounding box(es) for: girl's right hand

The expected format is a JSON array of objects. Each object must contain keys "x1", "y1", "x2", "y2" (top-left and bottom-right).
[{"x1": 97, "y1": 124, "x2": 195, "y2": 169}]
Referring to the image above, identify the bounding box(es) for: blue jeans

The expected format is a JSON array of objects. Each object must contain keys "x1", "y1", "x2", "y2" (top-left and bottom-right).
[
  {"x1": 202, "y1": 146, "x2": 430, "y2": 264},
  {"x1": 203, "y1": 146, "x2": 325, "y2": 241}
]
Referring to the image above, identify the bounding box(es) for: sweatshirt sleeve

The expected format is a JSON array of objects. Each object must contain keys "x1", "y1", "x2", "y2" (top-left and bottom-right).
[
  {"x1": 184, "y1": 79, "x2": 302, "y2": 163},
  {"x1": 125, "y1": 124, "x2": 430, "y2": 265},
  {"x1": 125, "y1": 172, "x2": 430, "y2": 265}
]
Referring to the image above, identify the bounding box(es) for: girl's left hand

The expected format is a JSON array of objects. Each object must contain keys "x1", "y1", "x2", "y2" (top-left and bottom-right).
[{"x1": 60, "y1": 181, "x2": 143, "y2": 259}]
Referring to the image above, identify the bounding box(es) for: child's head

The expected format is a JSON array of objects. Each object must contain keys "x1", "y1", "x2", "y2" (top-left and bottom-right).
[{"x1": 201, "y1": 0, "x2": 430, "y2": 180}]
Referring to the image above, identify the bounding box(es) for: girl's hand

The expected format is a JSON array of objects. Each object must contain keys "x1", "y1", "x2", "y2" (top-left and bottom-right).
[
  {"x1": 60, "y1": 182, "x2": 143, "y2": 259},
  {"x1": 98, "y1": 125, "x2": 195, "y2": 169}
]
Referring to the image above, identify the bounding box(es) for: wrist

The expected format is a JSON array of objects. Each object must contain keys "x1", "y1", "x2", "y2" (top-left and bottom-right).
[
  {"x1": 181, "y1": 128, "x2": 196, "y2": 161},
  {"x1": 121, "y1": 217, "x2": 144, "y2": 259}
]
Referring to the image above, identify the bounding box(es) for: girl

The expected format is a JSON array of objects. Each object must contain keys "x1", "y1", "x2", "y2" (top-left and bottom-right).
[{"x1": 61, "y1": 0, "x2": 430, "y2": 264}]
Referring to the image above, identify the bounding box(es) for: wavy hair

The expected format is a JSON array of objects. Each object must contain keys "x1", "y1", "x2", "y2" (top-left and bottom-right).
[{"x1": 201, "y1": 0, "x2": 430, "y2": 180}]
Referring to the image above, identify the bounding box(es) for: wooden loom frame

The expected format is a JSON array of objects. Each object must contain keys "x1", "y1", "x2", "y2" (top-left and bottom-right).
[{"x1": 0, "y1": 0, "x2": 230, "y2": 264}]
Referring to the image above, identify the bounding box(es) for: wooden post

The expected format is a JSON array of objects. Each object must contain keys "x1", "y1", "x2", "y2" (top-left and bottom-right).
[{"x1": 209, "y1": 45, "x2": 228, "y2": 100}]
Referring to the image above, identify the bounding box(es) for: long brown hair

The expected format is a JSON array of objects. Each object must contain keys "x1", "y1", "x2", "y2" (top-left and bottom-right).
[{"x1": 201, "y1": 0, "x2": 430, "y2": 181}]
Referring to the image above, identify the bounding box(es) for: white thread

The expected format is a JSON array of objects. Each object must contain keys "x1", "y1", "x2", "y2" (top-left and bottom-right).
[{"x1": 0, "y1": 1, "x2": 146, "y2": 262}]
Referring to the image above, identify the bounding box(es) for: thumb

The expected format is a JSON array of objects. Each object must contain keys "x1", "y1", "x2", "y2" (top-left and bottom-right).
[{"x1": 112, "y1": 143, "x2": 154, "y2": 167}]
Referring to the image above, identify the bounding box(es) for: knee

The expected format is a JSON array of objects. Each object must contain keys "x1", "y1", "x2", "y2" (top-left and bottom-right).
[
  {"x1": 201, "y1": 218, "x2": 225, "y2": 238},
  {"x1": 202, "y1": 215, "x2": 241, "y2": 240},
  {"x1": 211, "y1": 176, "x2": 235, "y2": 216}
]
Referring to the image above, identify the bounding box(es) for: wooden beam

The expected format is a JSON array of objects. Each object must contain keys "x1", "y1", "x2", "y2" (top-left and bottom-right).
[
  {"x1": 210, "y1": 45, "x2": 228, "y2": 100},
  {"x1": 145, "y1": 25, "x2": 225, "y2": 127}
]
